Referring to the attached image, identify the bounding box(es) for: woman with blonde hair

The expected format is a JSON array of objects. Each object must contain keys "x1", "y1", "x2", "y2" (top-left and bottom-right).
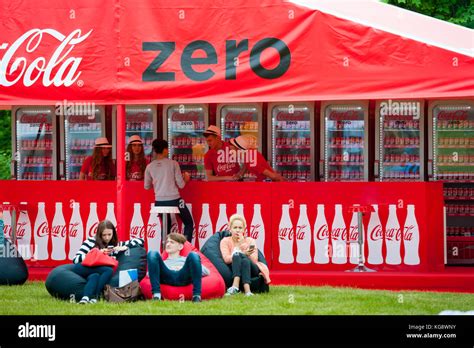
[{"x1": 220, "y1": 214, "x2": 270, "y2": 296}]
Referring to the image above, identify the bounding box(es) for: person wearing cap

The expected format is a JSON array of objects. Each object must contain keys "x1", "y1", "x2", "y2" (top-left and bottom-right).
[
  {"x1": 79, "y1": 137, "x2": 116, "y2": 180},
  {"x1": 203, "y1": 125, "x2": 242, "y2": 181},
  {"x1": 229, "y1": 135, "x2": 285, "y2": 182},
  {"x1": 126, "y1": 135, "x2": 148, "y2": 181},
  {"x1": 144, "y1": 139, "x2": 194, "y2": 242}
]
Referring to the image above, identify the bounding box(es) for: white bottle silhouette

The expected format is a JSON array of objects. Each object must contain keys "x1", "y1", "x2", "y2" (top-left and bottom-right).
[
  {"x1": 51, "y1": 202, "x2": 67, "y2": 260},
  {"x1": 33, "y1": 202, "x2": 49, "y2": 260},
  {"x1": 130, "y1": 203, "x2": 145, "y2": 239},
  {"x1": 105, "y1": 202, "x2": 117, "y2": 228},
  {"x1": 367, "y1": 204, "x2": 383, "y2": 265},
  {"x1": 198, "y1": 203, "x2": 213, "y2": 249},
  {"x1": 278, "y1": 204, "x2": 294, "y2": 264},
  {"x1": 296, "y1": 204, "x2": 311, "y2": 264},
  {"x1": 313, "y1": 204, "x2": 329, "y2": 264},
  {"x1": 170, "y1": 212, "x2": 180, "y2": 234},
  {"x1": 249, "y1": 204, "x2": 265, "y2": 256},
  {"x1": 86, "y1": 202, "x2": 99, "y2": 239},
  {"x1": 147, "y1": 203, "x2": 161, "y2": 252},
  {"x1": 2, "y1": 202, "x2": 12, "y2": 240},
  {"x1": 349, "y1": 204, "x2": 360, "y2": 265},
  {"x1": 236, "y1": 204, "x2": 244, "y2": 217},
  {"x1": 68, "y1": 202, "x2": 84, "y2": 260},
  {"x1": 16, "y1": 202, "x2": 32, "y2": 260},
  {"x1": 331, "y1": 204, "x2": 347, "y2": 264},
  {"x1": 215, "y1": 204, "x2": 229, "y2": 233},
  {"x1": 385, "y1": 204, "x2": 401, "y2": 265},
  {"x1": 403, "y1": 205, "x2": 420, "y2": 265}
]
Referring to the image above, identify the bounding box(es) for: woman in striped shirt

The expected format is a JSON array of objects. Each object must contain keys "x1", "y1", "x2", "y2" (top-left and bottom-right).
[{"x1": 72, "y1": 219, "x2": 144, "y2": 304}]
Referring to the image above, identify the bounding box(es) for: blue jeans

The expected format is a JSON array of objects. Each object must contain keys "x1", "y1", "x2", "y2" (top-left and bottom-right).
[
  {"x1": 147, "y1": 251, "x2": 202, "y2": 297},
  {"x1": 73, "y1": 264, "x2": 114, "y2": 300},
  {"x1": 155, "y1": 198, "x2": 194, "y2": 243}
]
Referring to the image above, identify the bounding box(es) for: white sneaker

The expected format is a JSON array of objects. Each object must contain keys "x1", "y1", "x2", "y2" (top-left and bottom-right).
[
  {"x1": 78, "y1": 296, "x2": 89, "y2": 304},
  {"x1": 225, "y1": 286, "x2": 240, "y2": 296},
  {"x1": 245, "y1": 292, "x2": 254, "y2": 297},
  {"x1": 89, "y1": 298, "x2": 97, "y2": 304}
]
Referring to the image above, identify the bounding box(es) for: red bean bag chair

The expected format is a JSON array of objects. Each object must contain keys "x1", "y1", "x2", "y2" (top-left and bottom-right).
[{"x1": 140, "y1": 242, "x2": 225, "y2": 300}]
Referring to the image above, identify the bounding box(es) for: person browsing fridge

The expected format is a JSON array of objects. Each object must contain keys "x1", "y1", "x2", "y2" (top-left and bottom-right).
[
  {"x1": 144, "y1": 139, "x2": 194, "y2": 242},
  {"x1": 147, "y1": 233, "x2": 209, "y2": 302},
  {"x1": 126, "y1": 135, "x2": 149, "y2": 181},
  {"x1": 79, "y1": 137, "x2": 116, "y2": 180},
  {"x1": 220, "y1": 214, "x2": 271, "y2": 296},
  {"x1": 203, "y1": 125, "x2": 243, "y2": 181},
  {"x1": 72, "y1": 220, "x2": 144, "y2": 304}
]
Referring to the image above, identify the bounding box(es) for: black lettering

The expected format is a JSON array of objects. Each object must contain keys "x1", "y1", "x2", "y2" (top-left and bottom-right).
[
  {"x1": 250, "y1": 38, "x2": 291, "y2": 79},
  {"x1": 225, "y1": 39, "x2": 249, "y2": 80},
  {"x1": 142, "y1": 42, "x2": 176, "y2": 81},
  {"x1": 181, "y1": 40, "x2": 217, "y2": 81}
]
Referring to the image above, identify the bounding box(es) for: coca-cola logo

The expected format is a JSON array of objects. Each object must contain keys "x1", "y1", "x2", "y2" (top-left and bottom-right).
[
  {"x1": 216, "y1": 163, "x2": 237, "y2": 173},
  {"x1": 3, "y1": 224, "x2": 12, "y2": 238},
  {"x1": 315, "y1": 224, "x2": 329, "y2": 240},
  {"x1": 16, "y1": 222, "x2": 28, "y2": 239},
  {"x1": 331, "y1": 227, "x2": 347, "y2": 241},
  {"x1": 130, "y1": 225, "x2": 145, "y2": 238},
  {"x1": 295, "y1": 225, "x2": 308, "y2": 240},
  {"x1": 68, "y1": 115, "x2": 94, "y2": 123},
  {"x1": 88, "y1": 222, "x2": 99, "y2": 238},
  {"x1": 386, "y1": 227, "x2": 402, "y2": 241},
  {"x1": 36, "y1": 221, "x2": 49, "y2": 237},
  {"x1": 249, "y1": 224, "x2": 261, "y2": 239},
  {"x1": 0, "y1": 28, "x2": 92, "y2": 87},
  {"x1": 129, "y1": 171, "x2": 144, "y2": 180},
  {"x1": 225, "y1": 112, "x2": 254, "y2": 121},
  {"x1": 127, "y1": 112, "x2": 149, "y2": 122},
  {"x1": 217, "y1": 223, "x2": 229, "y2": 232},
  {"x1": 276, "y1": 111, "x2": 306, "y2": 121},
  {"x1": 20, "y1": 114, "x2": 49, "y2": 124},
  {"x1": 438, "y1": 110, "x2": 468, "y2": 120},
  {"x1": 403, "y1": 225, "x2": 415, "y2": 241},
  {"x1": 69, "y1": 222, "x2": 81, "y2": 237},
  {"x1": 278, "y1": 227, "x2": 294, "y2": 240},
  {"x1": 51, "y1": 225, "x2": 67, "y2": 238},
  {"x1": 348, "y1": 225, "x2": 359, "y2": 241},
  {"x1": 329, "y1": 110, "x2": 361, "y2": 120},
  {"x1": 370, "y1": 225, "x2": 383, "y2": 241},
  {"x1": 171, "y1": 112, "x2": 201, "y2": 121},
  {"x1": 198, "y1": 224, "x2": 210, "y2": 239},
  {"x1": 147, "y1": 223, "x2": 158, "y2": 238}
]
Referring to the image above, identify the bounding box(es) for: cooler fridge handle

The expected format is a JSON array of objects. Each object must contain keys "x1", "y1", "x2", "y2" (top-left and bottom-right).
[
  {"x1": 428, "y1": 159, "x2": 433, "y2": 179},
  {"x1": 10, "y1": 160, "x2": 16, "y2": 180},
  {"x1": 59, "y1": 160, "x2": 65, "y2": 179},
  {"x1": 374, "y1": 160, "x2": 379, "y2": 179},
  {"x1": 319, "y1": 160, "x2": 324, "y2": 180}
]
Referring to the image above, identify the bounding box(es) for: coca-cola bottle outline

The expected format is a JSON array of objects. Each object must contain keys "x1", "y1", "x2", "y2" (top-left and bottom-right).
[
  {"x1": 130, "y1": 203, "x2": 145, "y2": 239},
  {"x1": 313, "y1": 204, "x2": 329, "y2": 264},
  {"x1": 278, "y1": 204, "x2": 294, "y2": 264},
  {"x1": 403, "y1": 204, "x2": 420, "y2": 265},
  {"x1": 296, "y1": 204, "x2": 311, "y2": 264},
  {"x1": 33, "y1": 202, "x2": 49, "y2": 261},
  {"x1": 367, "y1": 204, "x2": 383, "y2": 265},
  {"x1": 215, "y1": 203, "x2": 229, "y2": 233},
  {"x1": 349, "y1": 204, "x2": 360, "y2": 265},
  {"x1": 105, "y1": 202, "x2": 117, "y2": 228},
  {"x1": 147, "y1": 203, "x2": 161, "y2": 252},
  {"x1": 16, "y1": 202, "x2": 32, "y2": 260},
  {"x1": 68, "y1": 202, "x2": 84, "y2": 260},
  {"x1": 86, "y1": 202, "x2": 99, "y2": 239},
  {"x1": 2, "y1": 202, "x2": 12, "y2": 241},
  {"x1": 249, "y1": 204, "x2": 265, "y2": 256},
  {"x1": 385, "y1": 204, "x2": 402, "y2": 265},
  {"x1": 198, "y1": 203, "x2": 213, "y2": 250},
  {"x1": 331, "y1": 204, "x2": 347, "y2": 264},
  {"x1": 51, "y1": 202, "x2": 67, "y2": 260}
]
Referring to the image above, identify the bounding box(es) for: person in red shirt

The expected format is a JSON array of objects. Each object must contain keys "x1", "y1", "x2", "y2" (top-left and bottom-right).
[
  {"x1": 229, "y1": 136, "x2": 285, "y2": 182},
  {"x1": 203, "y1": 125, "x2": 242, "y2": 181},
  {"x1": 126, "y1": 135, "x2": 148, "y2": 181},
  {"x1": 79, "y1": 137, "x2": 116, "y2": 180}
]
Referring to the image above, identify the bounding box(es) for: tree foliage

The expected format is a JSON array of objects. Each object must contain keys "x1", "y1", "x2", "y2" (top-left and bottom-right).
[{"x1": 383, "y1": 0, "x2": 474, "y2": 28}]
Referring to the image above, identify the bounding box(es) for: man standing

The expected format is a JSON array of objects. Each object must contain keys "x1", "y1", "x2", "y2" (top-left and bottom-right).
[{"x1": 203, "y1": 125, "x2": 242, "y2": 181}]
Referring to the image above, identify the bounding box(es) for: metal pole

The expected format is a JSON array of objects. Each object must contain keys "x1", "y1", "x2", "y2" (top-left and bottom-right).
[{"x1": 117, "y1": 105, "x2": 126, "y2": 241}]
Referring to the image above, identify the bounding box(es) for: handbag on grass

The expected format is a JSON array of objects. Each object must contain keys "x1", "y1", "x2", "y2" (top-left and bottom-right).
[
  {"x1": 103, "y1": 280, "x2": 143, "y2": 303},
  {"x1": 82, "y1": 248, "x2": 118, "y2": 271}
]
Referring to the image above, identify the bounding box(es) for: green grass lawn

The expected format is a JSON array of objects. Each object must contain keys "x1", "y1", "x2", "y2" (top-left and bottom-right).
[{"x1": 0, "y1": 281, "x2": 473, "y2": 315}]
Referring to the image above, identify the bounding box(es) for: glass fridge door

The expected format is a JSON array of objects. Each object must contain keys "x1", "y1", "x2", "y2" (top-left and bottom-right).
[
  {"x1": 323, "y1": 104, "x2": 367, "y2": 181},
  {"x1": 14, "y1": 107, "x2": 56, "y2": 180},
  {"x1": 218, "y1": 104, "x2": 261, "y2": 151},
  {"x1": 64, "y1": 107, "x2": 104, "y2": 180},
  {"x1": 378, "y1": 101, "x2": 424, "y2": 181},
  {"x1": 165, "y1": 104, "x2": 207, "y2": 181},
  {"x1": 270, "y1": 103, "x2": 313, "y2": 181},
  {"x1": 125, "y1": 105, "x2": 155, "y2": 162}
]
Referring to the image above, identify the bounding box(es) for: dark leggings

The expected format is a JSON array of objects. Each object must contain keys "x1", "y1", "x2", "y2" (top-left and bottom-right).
[
  {"x1": 73, "y1": 264, "x2": 114, "y2": 300},
  {"x1": 155, "y1": 198, "x2": 194, "y2": 243},
  {"x1": 231, "y1": 253, "x2": 260, "y2": 286}
]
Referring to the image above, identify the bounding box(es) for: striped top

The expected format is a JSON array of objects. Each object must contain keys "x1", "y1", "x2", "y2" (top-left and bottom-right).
[{"x1": 73, "y1": 237, "x2": 144, "y2": 264}]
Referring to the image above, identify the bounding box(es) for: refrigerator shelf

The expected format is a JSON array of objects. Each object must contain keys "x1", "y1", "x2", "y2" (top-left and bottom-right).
[
  {"x1": 275, "y1": 145, "x2": 311, "y2": 149},
  {"x1": 327, "y1": 129, "x2": 364, "y2": 132},
  {"x1": 69, "y1": 131, "x2": 101, "y2": 134},
  {"x1": 437, "y1": 129, "x2": 474, "y2": 132},
  {"x1": 19, "y1": 132, "x2": 53, "y2": 136},
  {"x1": 381, "y1": 177, "x2": 421, "y2": 181},
  {"x1": 126, "y1": 130, "x2": 154, "y2": 134},
  {"x1": 171, "y1": 129, "x2": 205, "y2": 133},
  {"x1": 70, "y1": 147, "x2": 94, "y2": 151},
  {"x1": 275, "y1": 162, "x2": 311, "y2": 166},
  {"x1": 384, "y1": 129, "x2": 420, "y2": 132},
  {"x1": 22, "y1": 164, "x2": 52, "y2": 168},
  {"x1": 444, "y1": 197, "x2": 474, "y2": 201},
  {"x1": 329, "y1": 145, "x2": 364, "y2": 148},
  {"x1": 437, "y1": 179, "x2": 474, "y2": 183},
  {"x1": 225, "y1": 129, "x2": 259, "y2": 133},
  {"x1": 329, "y1": 162, "x2": 363, "y2": 166},
  {"x1": 438, "y1": 145, "x2": 474, "y2": 149},
  {"x1": 384, "y1": 145, "x2": 419, "y2": 148},
  {"x1": 21, "y1": 147, "x2": 52, "y2": 151},
  {"x1": 383, "y1": 162, "x2": 420, "y2": 166},
  {"x1": 438, "y1": 163, "x2": 474, "y2": 167}
]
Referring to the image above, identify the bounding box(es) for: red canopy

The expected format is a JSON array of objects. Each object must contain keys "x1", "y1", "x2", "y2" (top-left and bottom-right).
[{"x1": 0, "y1": 0, "x2": 473, "y2": 105}]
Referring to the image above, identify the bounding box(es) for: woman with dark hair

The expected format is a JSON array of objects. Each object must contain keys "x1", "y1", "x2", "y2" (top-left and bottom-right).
[
  {"x1": 72, "y1": 220, "x2": 144, "y2": 304},
  {"x1": 126, "y1": 135, "x2": 148, "y2": 181},
  {"x1": 79, "y1": 137, "x2": 116, "y2": 180}
]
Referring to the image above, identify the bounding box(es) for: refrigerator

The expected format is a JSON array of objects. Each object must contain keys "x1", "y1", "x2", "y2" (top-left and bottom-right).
[
  {"x1": 217, "y1": 103, "x2": 263, "y2": 152},
  {"x1": 429, "y1": 100, "x2": 474, "y2": 265},
  {"x1": 12, "y1": 106, "x2": 57, "y2": 180},
  {"x1": 375, "y1": 100, "x2": 425, "y2": 181},
  {"x1": 320, "y1": 101, "x2": 369, "y2": 181},
  {"x1": 59, "y1": 106, "x2": 106, "y2": 180},
  {"x1": 163, "y1": 104, "x2": 208, "y2": 181},
  {"x1": 112, "y1": 105, "x2": 157, "y2": 163},
  {"x1": 268, "y1": 102, "x2": 315, "y2": 181}
]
